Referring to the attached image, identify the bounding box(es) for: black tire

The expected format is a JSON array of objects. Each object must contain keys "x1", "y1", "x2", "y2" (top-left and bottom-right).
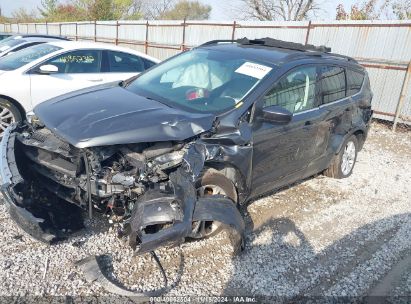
[
  {"x1": 0, "y1": 98, "x2": 22, "y2": 137},
  {"x1": 190, "y1": 168, "x2": 238, "y2": 239},
  {"x1": 324, "y1": 135, "x2": 358, "y2": 179}
]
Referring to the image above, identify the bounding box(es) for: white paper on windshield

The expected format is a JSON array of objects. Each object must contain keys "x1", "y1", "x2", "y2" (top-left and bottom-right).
[{"x1": 235, "y1": 62, "x2": 272, "y2": 79}]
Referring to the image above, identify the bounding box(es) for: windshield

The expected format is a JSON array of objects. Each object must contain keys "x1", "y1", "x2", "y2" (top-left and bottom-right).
[
  {"x1": 126, "y1": 48, "x2": 273, "y2": 113},
  {"x1": 0, "y1": 44, "x2": 61, "y2": 71}
]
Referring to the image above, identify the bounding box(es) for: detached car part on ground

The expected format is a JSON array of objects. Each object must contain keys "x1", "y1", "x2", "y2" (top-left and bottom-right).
[{"x1": 0, "y1": 38, "x2": 372, "y2": 293}]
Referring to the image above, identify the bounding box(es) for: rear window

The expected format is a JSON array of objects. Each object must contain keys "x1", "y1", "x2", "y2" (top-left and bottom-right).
[
  {"x1": 0, "y1": 44, "x2": 61, "y2": 71},
  {"x1": 0, "y1": 39, "x2": 25, "y2": 53},
  {"x1": 346, "y1": 69, "x2": 364, "y2": 96},
  {"x1": 319, "y1": 66, "x2": 346, "y2": 104}
]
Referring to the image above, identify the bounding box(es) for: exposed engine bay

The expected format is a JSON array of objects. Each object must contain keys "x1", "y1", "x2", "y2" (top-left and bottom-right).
[{"x1": 1, "y1": 121, "x2": 245, "y2": 254}]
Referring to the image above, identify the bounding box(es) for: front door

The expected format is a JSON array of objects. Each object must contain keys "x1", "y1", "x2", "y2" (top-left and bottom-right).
[
  {"x1": 251, "y1": 65, "x2": 323, "y2": 196},
  {"x1": 30, "y1": 49, "x2": 105, "y2": 107}
]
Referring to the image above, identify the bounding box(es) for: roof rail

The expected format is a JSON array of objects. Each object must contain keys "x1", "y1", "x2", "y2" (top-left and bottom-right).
[
  {"x1": 200, "y1": 37, "x2": 331, "y2": 53},
  {"x1": 285, "y1": 51, "x2": 358, "y2": 63}
]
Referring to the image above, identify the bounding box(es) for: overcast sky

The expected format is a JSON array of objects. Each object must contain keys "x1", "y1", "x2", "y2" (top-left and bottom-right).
[{"x1": 0, "y1": 0, "x2": 356, "y2": 20}]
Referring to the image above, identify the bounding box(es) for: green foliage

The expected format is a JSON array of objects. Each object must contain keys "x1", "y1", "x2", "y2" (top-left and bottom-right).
[
  {"x1": 159, "y1": 0, "x2": 211, "y2": 20},
  {"x1": 12, "y1": 8, "x2": 39, "y2": 23}
]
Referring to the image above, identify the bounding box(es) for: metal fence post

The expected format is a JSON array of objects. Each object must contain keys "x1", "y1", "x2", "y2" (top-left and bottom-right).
[
  {"x1": 393, "y1": 61, "x2": 411, "y2": 131},
  {"x1": 46, "y1": 21, "x2": 48, "y2": 35},
  {"x1": 305, "y1": 21, "x2": 311, "y2": 45},
  {"x1": 115, "y1": 20, "x2": 119, "y2": 45},
  {"x1": 232, "y1": 21, "x2": 237, "y2": 40},
  {"x1": 59, "y1": 23, "x2": 62, "y2": 36},
  {"x1": 75, "y1": 22, "x2": 78, "y2": 41},
  {"x1": 145, "y1": 20, "x2": 149, "y2": 54},
  {"x1": 94, "y1": 20, "x2": 97, "y2": 42},
  {"x1": 181, "y1": 18, "x2": 186, "y2": 50}
]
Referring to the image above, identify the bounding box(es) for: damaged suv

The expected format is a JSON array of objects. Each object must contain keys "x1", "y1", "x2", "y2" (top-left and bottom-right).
[{"x1": 0, "y1": 38, "x2": 372, "y2": 254}]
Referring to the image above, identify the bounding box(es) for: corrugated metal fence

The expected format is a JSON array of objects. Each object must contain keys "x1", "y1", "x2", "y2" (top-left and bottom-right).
[{"x1": 1, "y1": 20, "x2": 411, "y2": 128}]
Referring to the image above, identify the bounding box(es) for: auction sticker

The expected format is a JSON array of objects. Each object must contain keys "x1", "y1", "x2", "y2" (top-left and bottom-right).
[{"x1": 235, "y1": 62, "x2": 272, "y2": 79}]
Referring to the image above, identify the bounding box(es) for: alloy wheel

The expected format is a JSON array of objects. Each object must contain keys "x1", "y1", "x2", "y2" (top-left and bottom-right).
[
  {"x1": 0, "y1": 106, "x2": 15, "y2": 137},
  {"x1": 191, "y1": 184, "x2": 228, "y2": 238},
  {"x1": 341, "y1": 141, "x2": 356, "y2": 176}
]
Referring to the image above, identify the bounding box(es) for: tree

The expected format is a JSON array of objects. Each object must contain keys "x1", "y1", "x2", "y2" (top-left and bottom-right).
[
  {"x1": 12, "y1": 8, "x2": 39, "y2": 23},
  {"x1": 159, "y1": 0, "x2": 211, "y2": 20},
  {"x1": 239, "y1": 0, "x2": 320, "y2": 21},
  {"x1": 39, "y1": 0, "x2": 59, "y2": 20},
  {"x1": 142, "y1": 0, "x2": 176, "y2": 19},
  {"x1": 335, "y1": 0, "x2": 385, "y2": 20},
  {"x1": 389, "y1": 0, "x2": 411, "y2": 19},
  {"x1": 53, "y1": 4, "x2": 87, "y2": 22}
]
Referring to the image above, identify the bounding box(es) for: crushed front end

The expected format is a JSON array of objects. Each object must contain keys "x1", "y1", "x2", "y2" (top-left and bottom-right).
[{"x1": 0, "y1": 122, "x2": 244, "y2": 254}]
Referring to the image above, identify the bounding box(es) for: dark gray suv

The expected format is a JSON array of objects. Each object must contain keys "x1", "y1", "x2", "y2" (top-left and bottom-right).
[{"x1": 0, "y1": 38, "x2": 372, "y2": 255}]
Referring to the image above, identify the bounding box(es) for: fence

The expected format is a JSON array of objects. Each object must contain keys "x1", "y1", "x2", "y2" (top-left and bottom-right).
[{"x1": 1, "y1": 20, "x2": 411, "y2": 128}]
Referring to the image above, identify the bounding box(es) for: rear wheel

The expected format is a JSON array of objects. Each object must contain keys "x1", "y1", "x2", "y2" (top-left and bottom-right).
[
  {"x1": 0, "y1": 98, "x2": 22, "y2": 137},
  {"x1": 324, "y1": 135, "x2": 358, "y2": 179},
  {"x1": 190, "y1": 168, "x2": 238, "y2": 239}
]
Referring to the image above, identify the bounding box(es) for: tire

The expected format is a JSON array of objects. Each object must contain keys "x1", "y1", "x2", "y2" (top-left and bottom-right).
[
  {"x1": 324, "y1": 135, "x2": 358, "y2": 179},
  {"x1": 0, "y1": 98, "x2": 22, "y2": 137},
  {"x1": 190, "y1": 168, "x2": 238, "y2": 239}
]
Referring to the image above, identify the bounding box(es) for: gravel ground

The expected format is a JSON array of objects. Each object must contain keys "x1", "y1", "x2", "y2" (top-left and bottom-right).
[{"x1": 0, "y1": 121, "x2": 410, "y2": 301}]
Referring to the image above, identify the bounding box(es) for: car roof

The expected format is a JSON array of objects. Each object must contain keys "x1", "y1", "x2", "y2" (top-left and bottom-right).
[
  {"x1": 14, "y1": 37, "x2": 69, "y2": 43},
  {"x1": 11, "y1": 34, "x2": 68, "y2": 40},
  {"x1": 198, "y1": 38, "x2": 360, "y2": 68},
  {"x1": 46, "y1": 41, "x2": 160, "y2": 62}
]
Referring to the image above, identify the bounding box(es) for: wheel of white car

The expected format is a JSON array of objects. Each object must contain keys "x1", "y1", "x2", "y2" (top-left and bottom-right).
[
  {"x1": 190, "y1": 168, "x2": 238, "y2": 239},
  {"x1": 324, "y1": 135, "x2": 358, "y2": 179},
  {"x1": 0, "y1": 98, "x2": 22, "y2": 137}
]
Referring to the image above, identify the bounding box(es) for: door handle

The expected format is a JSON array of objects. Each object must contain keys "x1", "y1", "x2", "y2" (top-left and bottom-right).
[{"x1": 88, "y1": 78, "x2": 103, "y2": 82}]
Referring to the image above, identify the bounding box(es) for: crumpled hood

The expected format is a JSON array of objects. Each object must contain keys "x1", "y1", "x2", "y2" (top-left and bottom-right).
[{"x1": 34, "y1": 83, "x2": 215, "y2": 148}]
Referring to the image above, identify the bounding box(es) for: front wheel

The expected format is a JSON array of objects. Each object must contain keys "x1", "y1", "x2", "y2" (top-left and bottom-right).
[
  {"x1": 190, "y1": 168, "x2": 238, "y2": 239},
  {"x1": 324, "y1": 135, "x2": 358, "y2": 179},
  {"x1": 0, "y1": 98, "x2": 22, "y2": 137}
]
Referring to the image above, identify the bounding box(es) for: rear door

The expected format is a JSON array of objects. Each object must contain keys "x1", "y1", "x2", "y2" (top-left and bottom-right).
[
  {"x1": 251, "y1": 65, "x2": 326, "y2": 196},
  {"x1": 316, "y1": 65, "x2": 354, "y2": 159},
  {"x1": 29, "y1": 49, "x2": 106, "y2": 106},
  {"x1": 101, "y1": 50, "x2": 156, "y2": 82}
]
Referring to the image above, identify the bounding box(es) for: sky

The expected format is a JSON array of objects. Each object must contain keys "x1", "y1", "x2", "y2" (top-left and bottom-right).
[{"x1": 0, "y1": 0, "x2": 357, "y2": 20}]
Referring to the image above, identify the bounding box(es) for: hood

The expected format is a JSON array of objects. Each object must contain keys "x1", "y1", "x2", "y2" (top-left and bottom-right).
[{"x1": 34, "y1": 83, "x2": 215, "y2": 148}]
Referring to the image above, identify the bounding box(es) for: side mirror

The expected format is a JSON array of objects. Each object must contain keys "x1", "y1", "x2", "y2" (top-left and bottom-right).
[
  {"x1": 37, "y1": 64, "x2": 59, "y2": 74},
  {"x1": 261, "y1": 105, "x2": 292, "y2": 124}
]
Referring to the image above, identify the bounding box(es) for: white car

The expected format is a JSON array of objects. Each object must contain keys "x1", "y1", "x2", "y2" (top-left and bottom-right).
[{"x1": 0, "y1": 41, "x2": 160, "y2": 135}]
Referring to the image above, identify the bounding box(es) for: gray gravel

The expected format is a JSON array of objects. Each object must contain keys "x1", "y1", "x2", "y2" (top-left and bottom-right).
[{"x1": 0, "y1": 121, "x2": 410, "y2": 299}]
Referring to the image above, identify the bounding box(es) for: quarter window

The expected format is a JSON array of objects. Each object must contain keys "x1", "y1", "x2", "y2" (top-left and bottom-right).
[
  {"x1": 108, "y1": 51, "x2": 145, "y2": 73},
  {"x1": 346, "y1": 69, "x2": 364, "y2": 96},
  {"x1": 263, "y1": 66, "x2": 317, "y2": 113},
  {"x1": 319, "y1": 66, "x2": 346, "y2": 104},
  {"x1": 45, "y1": 50, "x2": 102, "y2": 73}
]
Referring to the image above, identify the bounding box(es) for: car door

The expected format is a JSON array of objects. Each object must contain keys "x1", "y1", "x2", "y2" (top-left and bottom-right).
[
  {"x1": 101, "y1": 50, "x2": 156, "y2": 82},
  {"x1": 251, "y1": 65, "x2": 325, "y2": 197},
  {"x1": 29, "y1": 49, "x2": 106, "y2": 106},
  {"x1": 314, "y1": 65, "x2": 355, "y2": 164}
]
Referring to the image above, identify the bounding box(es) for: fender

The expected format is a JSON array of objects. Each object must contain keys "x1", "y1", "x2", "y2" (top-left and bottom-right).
[{"x1": 330, "y1": 124, "x2": 368, "y2": 155}]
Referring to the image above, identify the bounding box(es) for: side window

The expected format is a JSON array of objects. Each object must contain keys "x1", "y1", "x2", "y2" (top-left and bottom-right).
[
  {"x1": 346, "y1": 69, "x2": 364, "y2": 96},
  {"x1": 319, "y1": 66, "x2": 346, "y2": 104},
  {"x1": 263, "y1": 66, "x2": 317, "y2": 113},
  {"x1": 143, "y1": 58, "x2": 156, "y2": 70},
  {"x1": 108, "y1": 51, "x2": 144, "y2": 72},
  {"x1": 44, "y1": 50, "x2": 102, "y2": 73}
]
